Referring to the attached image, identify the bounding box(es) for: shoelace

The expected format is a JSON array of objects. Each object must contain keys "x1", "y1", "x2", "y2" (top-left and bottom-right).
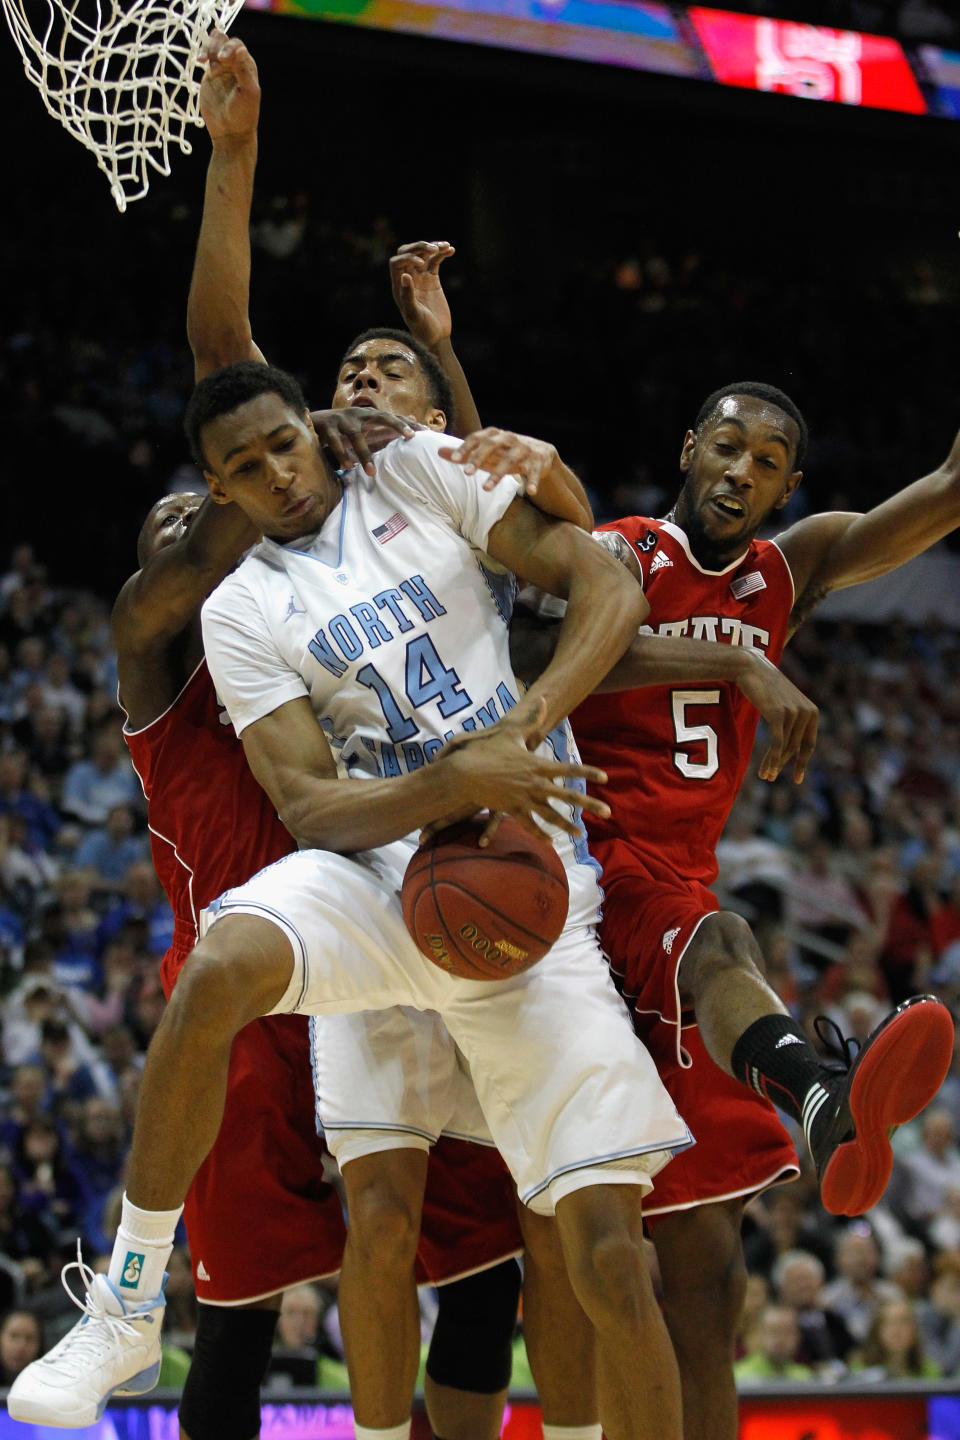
[
  {"x1": 813, "y1": 1015, "x2": 861, "y2": 1074},
  {"x1": 39, "y1": 1242, "x2": 140, "y2": 1376}
]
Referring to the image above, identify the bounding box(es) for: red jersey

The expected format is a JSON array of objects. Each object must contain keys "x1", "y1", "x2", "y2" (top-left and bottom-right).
[
  {"x1": 573, "y1": 517, "x2": 794, "y2": 885},
  {"x1": 123, "y1": 660, "x2": 293, "y2": 994}
]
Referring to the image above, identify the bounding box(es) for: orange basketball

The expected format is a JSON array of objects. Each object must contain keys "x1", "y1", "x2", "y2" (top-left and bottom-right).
[{"x1": 401, "y1": 816, "x2": 569, "y2": 980}]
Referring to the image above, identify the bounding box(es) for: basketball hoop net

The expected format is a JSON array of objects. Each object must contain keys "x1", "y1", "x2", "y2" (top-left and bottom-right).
[{"x1": 1, "y1": 0, "x2": 245, "y2": 210}]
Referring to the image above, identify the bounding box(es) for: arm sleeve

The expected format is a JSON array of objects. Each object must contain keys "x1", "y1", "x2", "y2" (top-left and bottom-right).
[
  {"x1": 201, "y1": 579, "x2": 308, "y2": 736},
  {"x1": 387, "y1": 432, "x2": 521, "y2": 552}
]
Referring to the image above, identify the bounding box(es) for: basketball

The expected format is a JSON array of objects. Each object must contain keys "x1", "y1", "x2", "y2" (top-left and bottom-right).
[{"x1": 401, "y1": 816, "x2": 569, "y2": 980}]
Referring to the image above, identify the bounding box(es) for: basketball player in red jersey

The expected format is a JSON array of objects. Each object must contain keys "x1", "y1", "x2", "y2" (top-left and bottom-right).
[{"x1": 540, "y1": 380, "x2": 956, "y2": 1440}]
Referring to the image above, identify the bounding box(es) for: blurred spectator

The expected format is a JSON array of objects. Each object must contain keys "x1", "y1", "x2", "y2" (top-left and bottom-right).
[
  {"x1": 743, "y1": 1187, "x2": 835, "y2": 1275},
  {"x1": 267, "y1": 1281, "x2": 349, "y2": 1391},
  {"x1": 772, "y1": 1249, "x2": 853, "y2": 1370},
  {"x1": 43, "y1": 872, "x2": 101, "y2": 994},
  {"x1": 0, "y1": 1309, "x2": 43, "y2": 1386},
  {"x1": 885, "y1": 1236, "x2": 930, "y2": 1302},
  {"x1": 67, "y1": 1098, "x2": 127, "y2": 1255},
  {"x1": 2, "y1": 978, "x2": 96, "y2": 1070},
  {"x1": 10, "y1": 1116, "x2": 80, "y2": 1246},
  {"x1": 0, "y1": 751, "x2": 60, "y2": 854},
  {"x1": 71, "y1": 805, "x2": 148, "y2": 887},
  {"x1": 0, "y1": 1162, "x2": 58, "y2": 1287},
  {"x1": 893, "y1": 1108, "x2": 960, "y2": 1230},
  {"x1": 916, "y1": 1251, "x2": 960, "y2": 1375},
  {"x1": 60, "y1": 725, "x2": 140, "y2": 827},
  {"x1": 820, "y1": 1227, "x2": 900, "y2": 1345},
  {"x1": 734, "y1": 1304, "x2": 814, "y2": 1384},
  {"x1": 96, "y1": 862, "x2": 174, "y2": 959},
  {"x1": 850, "y1": 1296, "x2": 940, "y2": 1380}
]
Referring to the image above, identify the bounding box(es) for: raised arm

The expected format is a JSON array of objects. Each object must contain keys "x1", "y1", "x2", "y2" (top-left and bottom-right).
[
  {"x1": 390, "y1": 241, "x2": 482, "y2": 437},
  {"x1": 187, "y1": 32, "x2": 265, "y2": 380},
  {"x1": 392, "y1": 246, "x2": 593, "y2": 527},
  {"x1": 777, "y1": 431, "x2": 960, "y2": 629}
]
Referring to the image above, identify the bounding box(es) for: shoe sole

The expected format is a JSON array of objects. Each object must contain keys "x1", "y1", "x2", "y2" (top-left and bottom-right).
[
  {"x1": 821, "y1": 996, "x2": 955, "y2": 1217},
  {"x1": 7, "y1": 1360, "x2": 160, "y2": 1427}
]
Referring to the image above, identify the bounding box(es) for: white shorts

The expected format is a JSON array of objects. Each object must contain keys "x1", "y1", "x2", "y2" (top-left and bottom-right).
[
  {"x1": 311, "y1": 1007, "x2": 494, "y2": 1170},
  {"x1": 204, "y1": 846, "x2": 694, "y2": 1215}
]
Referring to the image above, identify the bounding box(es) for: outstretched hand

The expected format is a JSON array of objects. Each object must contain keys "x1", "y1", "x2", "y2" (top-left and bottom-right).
[
  {"x1": 439, "y1": 428, "x2": 557, "y2": 498},
  {"x1": 198, "y1": 30, "x2": 260, "y2": 143},
  {"x1": 390, "y1": 241, "x2": 455, "y2": 348},
  {"x1": 311, "y1": 407, "x2": 418, "y2": 476},
  {"x1": 740, "y1": 652, "x2": 819, "y2": 785}
]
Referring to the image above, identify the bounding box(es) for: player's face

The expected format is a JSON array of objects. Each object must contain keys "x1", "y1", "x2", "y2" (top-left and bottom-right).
[
  {"x1": 202, "y1": 393, "x2": 341, "y2": 541},
  {"x1": 332, "y1": 339, "x2": 446, "y2": 430},
  {"x1": 139, "y1": 494, "x2": 204, "y2": 562},
  {"x1": 675, "y1": 396, "x2": 802, "y2": 566}
]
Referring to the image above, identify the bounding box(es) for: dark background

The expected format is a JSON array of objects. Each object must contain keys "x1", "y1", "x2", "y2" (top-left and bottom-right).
[{"x1": 2, "y1": 4, "x2": 960, "y2": 595}]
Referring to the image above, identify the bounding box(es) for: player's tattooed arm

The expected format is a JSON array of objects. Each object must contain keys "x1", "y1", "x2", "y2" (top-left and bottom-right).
[
  {"x1": 390, "y1": 241, "x2": 483, "y2": 438},
  {"x1": 440, "y1": 429, "x2": 593, "y2": 530},
  {"x1": 188, "y1": 31, "x2": 266, "y2": 380},
  {"x1": 593, "y1": 529, "x2": 642, "y2": 576}
]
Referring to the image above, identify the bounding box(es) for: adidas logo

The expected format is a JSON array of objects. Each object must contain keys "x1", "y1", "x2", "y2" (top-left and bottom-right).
[
  {"x1": 662, "y1": 926, "x2": 681, "y2": 954},
  {"x1": 197, "y1": 1260, "x2": 211, "y2": 1282},
  {"x1": 650, "y1": 552, "x2": 673, "y2": 573},
  {"x1": 775, "y1": 1033, "x2": 803, "y2": 1048}
]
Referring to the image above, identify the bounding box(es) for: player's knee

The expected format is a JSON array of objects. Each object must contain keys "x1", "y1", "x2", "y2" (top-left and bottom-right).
[
  {"x1": 427, "y1": 1260, "x2": 521, "y2": 1393},
  {"x1": 176, "y1": 928, "x2": 287, "y2": 1028},
  {"x1": 680, "y1": 910, "x2": 764, "y2": 998},
  {"x1": 567, "y1": 1226, "x2": 652, "y2": 1327},
  {"x1": 343, "y1": 1164, "x2": 423, "y2": 1270},
  {"x1": 179, "y1": 1304, "x2": 278, "y2": 1440}
]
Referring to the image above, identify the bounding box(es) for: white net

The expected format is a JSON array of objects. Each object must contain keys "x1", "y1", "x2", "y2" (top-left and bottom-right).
[{"x1": 1, "y1": 0, "x2": 245, "y2": 210}]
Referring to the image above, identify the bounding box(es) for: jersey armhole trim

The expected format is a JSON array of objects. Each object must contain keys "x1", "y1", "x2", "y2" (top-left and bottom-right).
[{"x1": 120, "y1": 658, "x2": 209, "y2": 738}]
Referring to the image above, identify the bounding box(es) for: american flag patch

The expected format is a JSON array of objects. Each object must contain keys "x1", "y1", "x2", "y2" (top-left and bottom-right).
[
  {"x1": 730, "y1": 571, "x2": 766, "y2": 600},
  {"x1": 372, "y1": 513, "x2": 408, "y2": 544}
]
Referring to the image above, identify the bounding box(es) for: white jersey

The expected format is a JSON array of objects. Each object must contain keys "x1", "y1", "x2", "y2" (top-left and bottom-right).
[{"x1": 201, "y1": 430, "x2": 601, "y2": 924}]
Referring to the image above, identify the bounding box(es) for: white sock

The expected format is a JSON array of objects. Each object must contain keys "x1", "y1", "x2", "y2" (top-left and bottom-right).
[
  {"x1": 107, "y1": 1192, "x2": 182, "y2": 1303},
  {"x1": 354, "y1": 1423, "x2": 411, "y2": 1440},
  {"x1": 543, "y1": 1426, "x2": 603, "y2": 1440}
]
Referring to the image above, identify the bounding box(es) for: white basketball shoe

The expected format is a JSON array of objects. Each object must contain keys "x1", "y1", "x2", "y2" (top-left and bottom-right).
[{"x1": 7, "y1": 1245, "x2": 164, "y2": 1427}]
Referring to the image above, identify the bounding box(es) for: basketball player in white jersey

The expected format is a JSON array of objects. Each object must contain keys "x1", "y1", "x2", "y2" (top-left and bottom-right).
[
  {"x1": 183, "y1": 32, "x2": 601, "y2": 1440},
  {"x1": 9, "y1": 351, "x2": 694, "y2": 1440}
]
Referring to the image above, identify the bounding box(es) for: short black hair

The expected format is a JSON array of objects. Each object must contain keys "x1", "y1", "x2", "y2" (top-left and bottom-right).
[
  {"x1": 339, "y1": 327, "x2": 453, "y2": 424},
  {"x1": 184, "y1": 361, "x2": 309, "y2": 468},
  {"x1": 695, "y1": 382, "x2": 807, "y2": 469}
]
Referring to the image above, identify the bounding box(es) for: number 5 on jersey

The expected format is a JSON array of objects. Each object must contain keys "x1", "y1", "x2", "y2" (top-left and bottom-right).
[{"x1": 671, "y1": 691, "x2": 720, "y2": 780}]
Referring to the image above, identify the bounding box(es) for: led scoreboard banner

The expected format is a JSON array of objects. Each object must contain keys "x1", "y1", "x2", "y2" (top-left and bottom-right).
[{"x1": 243, "y1": 0, "x2": 960, "y2": 121}]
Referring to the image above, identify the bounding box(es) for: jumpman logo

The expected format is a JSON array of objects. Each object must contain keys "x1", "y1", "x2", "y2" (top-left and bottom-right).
[
  {"x1": 284, "y1": 594, "x2": 307, "y2": 623},
  {"x1": 120, "y1": 1251, "x2": 144, "y2": 1288}
]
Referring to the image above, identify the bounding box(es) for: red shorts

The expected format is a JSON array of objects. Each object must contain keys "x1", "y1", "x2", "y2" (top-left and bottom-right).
[
  {"x1": 597, "y1": 851, "x2": 799, "y2": 1221},
  {"x1": 420, "y1": 1141, "x2": 522, "y2": 1285},
  {"x1": 164, "y1": 949, "x2": 521, "y2": 1302}
]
